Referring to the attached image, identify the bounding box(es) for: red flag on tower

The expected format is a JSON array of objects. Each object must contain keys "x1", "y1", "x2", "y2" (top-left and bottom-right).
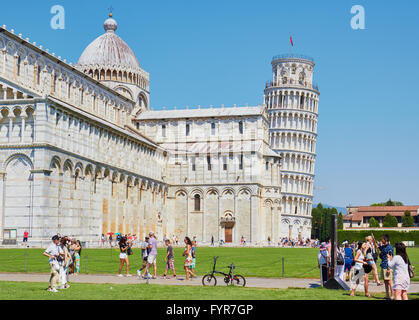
[{"x1": 290, "y1": 35, "x2": 294, "y2": 47}]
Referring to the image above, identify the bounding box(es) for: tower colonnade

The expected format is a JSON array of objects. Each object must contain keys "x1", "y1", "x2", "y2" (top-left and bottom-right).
[{"x1": 264, "y1": 55, "x2": 319, "y2": 240}]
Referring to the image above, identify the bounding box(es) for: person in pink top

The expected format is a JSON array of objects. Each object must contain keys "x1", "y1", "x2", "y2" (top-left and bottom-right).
[{"x1": 23, "y1": 230, "x2": 29, "y2": 243}]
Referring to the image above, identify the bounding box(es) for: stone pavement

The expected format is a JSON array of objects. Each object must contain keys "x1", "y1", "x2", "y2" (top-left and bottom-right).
[{"x1": 1, "y1": 272, "x2": 418, "y2": 292}]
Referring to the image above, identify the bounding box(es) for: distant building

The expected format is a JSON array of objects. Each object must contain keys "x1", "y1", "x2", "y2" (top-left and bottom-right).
[{"x1": 343, "y1": 206, "x2": 419, "y2": 229}]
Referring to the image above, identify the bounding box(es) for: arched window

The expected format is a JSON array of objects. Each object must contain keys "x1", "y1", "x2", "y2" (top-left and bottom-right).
[{"x1": 194, "y1": 194, "x2": 201, "y2": 211}]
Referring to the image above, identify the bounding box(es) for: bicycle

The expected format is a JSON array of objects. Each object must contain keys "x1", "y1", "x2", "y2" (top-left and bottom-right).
[{"x1": 202, "y1": 256, "x2": 246, "y2": 287}]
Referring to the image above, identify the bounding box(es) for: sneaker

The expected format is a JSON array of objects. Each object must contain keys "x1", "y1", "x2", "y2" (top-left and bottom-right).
[
  {"x1": 137, "y1": 270, "x2": 142, "y2": 277},
  {"x1": 48, "y1": 288, "x2": 58, "y2": 293},
  {"x1": 117, "y1": 274, "x2": 123, "y2": 277},
  {"x1": 126, "y1": 274, "x2": 132, "y2": 277}
]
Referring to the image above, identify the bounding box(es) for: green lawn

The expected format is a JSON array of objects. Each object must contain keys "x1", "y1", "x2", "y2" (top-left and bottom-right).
[
  {"x1": 1, "y1": 281, "x2": 415, "y2": 300},
  {"x1": 0, "y1": 247, "x2": 418, "y2": 281}
]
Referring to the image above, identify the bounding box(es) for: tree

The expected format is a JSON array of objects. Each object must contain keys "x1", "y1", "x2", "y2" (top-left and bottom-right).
[
  {"x1": 382, "y1": 213, "x2": 398, "y2": 228},
  {"x1": 369, "y1": 217, "x2": 380, "y2": 228},
  {"x1": 371, "y1": 199, "x2": 403, "y2": 207},
  {"x1": 402, "y1": 211, "x2": 414, "y2": 227},
  {"x1": 338, "y1": 212, "x2": 344, "y2": 230}
]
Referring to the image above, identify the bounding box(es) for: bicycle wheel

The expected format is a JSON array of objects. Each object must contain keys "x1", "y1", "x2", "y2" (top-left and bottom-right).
[
  {"x1": 231, "y1": 274, "x2": 246, "y2": 287},
  {"x1": 202, "y1": 274, "x2": 217, "y2": 286}
]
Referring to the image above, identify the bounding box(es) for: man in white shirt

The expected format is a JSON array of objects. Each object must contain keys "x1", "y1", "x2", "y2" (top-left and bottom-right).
[{"x1": 43, "y1": 235, "x2": 62, "y2": 292}]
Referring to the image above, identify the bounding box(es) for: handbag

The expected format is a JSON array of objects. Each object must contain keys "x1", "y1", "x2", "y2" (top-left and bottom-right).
[
  {"x1": 127, "y1": 246, "x2": 133, "y2": 256},
  {"x1": 408, "y1": 260, "x2": 415, "y2": 278}
]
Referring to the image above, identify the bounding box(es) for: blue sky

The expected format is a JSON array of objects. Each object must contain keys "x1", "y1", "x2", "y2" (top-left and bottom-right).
[{"x1": 1, "y1": 0, "x2": 418, "y2": 207}]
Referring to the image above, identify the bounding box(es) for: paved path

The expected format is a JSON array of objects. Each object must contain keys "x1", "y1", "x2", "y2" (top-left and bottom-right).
[{"x1": 1, "y1": 272, "x2": 418, "y2": 292}]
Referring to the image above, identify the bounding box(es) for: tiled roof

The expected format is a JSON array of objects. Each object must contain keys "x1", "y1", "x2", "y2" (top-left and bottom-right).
[{"x1": 345, "y1": 206, "x2": 419, "y2": 221}]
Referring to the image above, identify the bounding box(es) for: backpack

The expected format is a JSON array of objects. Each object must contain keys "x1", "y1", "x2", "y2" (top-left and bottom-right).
[
  {"x1": 127, "y1": 246, "x2": 133, "y2": 256},
  {"x1": 337, "y1": 250, "x2": 345, "y2": 265}
]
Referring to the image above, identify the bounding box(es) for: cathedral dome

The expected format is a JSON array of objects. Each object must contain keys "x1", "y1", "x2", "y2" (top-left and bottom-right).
[{"x1": 77, "y1": 14, "x2": 141, "y2": 74}]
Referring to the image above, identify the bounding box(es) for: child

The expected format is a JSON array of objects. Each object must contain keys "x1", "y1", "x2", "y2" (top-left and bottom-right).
[
  {"x1": 162, "y1": 239, "x2": 176, "y2": 279},
  {"x1": 189, "y1": 240, "x2": 196, "y2": 278}
]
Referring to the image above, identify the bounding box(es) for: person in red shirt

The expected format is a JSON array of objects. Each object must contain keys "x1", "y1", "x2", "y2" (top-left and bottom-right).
[{"x1": 23, "y1": 230, "x2": 29, "y2": 243}]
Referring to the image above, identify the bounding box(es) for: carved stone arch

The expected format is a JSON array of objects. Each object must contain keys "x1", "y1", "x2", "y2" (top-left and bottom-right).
[
  {"x1": 189, "y1": 188, "x2": 204, "y2": 199},
  {"x1": 50, "y1": 156, "x2": 62, "y2": 174},
  {"x1": 74, "y1": 162, "x2": 84, "y2": 176},
  {"x1": 238, "y1": 187, "x2": 252, "y2": 199},
  {"x1": 293, "y1": 219, "x2": 301, "y2": 225},
  {"x1": 206, "y1": 187, "x2": 219, "y2": 198},
  {"x1": 221, "y1": 187, "x2": 235, "y2": 197},
  {"x1": 111, "y1": 170, "x2": 119, "y2": 182},
  {"x1": 281, "y1": 218, "x2": 290, "y2": 224},
  {"x1": 264, "y1": 199, "x2": 273, "y2": 207},
  {"x1": 63, "y1": 159, "x2": 74, "y2": 176},
  {"x1": 3, "y1": 153, "x2": 33, "y2": 172},
  {"x1": 175, "y1": 189, "x2": 188, "y2": 197},
  {"x1": 85, "y1": 164, "x2": 94, "y2": 178}
]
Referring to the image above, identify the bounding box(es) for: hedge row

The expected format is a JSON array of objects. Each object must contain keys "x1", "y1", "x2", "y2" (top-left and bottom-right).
[{"x1": 338, "y1": 230, "x2": 419, "y2": 244}]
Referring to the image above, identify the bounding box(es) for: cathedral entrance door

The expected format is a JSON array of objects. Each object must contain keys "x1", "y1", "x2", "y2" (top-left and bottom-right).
[{"x1": 225, "y1": 227, "x2": 232, "y2": 243}]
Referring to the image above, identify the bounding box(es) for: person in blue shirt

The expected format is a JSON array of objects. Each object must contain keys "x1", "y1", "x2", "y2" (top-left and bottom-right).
[
  {"x1": 343, "y1": 241, "x2": 354, "y2": 281},
  {"x1": 372, "y1": 233, "x2": 394, "y2": 300}
]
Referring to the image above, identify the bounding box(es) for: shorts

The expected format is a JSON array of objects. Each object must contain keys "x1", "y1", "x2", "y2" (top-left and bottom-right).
[
  {"x1": 167, "y1": 258, "x2": 174, "y2": 270},
  {"x1": 367, "y1": 260, "x2": 375, "y2": 266},
  {"x1": 189, "y1": 258, "x2": 196, "y2": 269},
  {"x1": 142, "y1": 256, "x2": 148, "y2": 262},
  {"x1": 120, "y1": 253, "x2": 128, "y2": 259},
  {"x1": 147, "y1": 254, "x2": 157, "y2": 264},
  {"x1": 381, "y1": 268, "x2": 393, "y2": 281},
  {"x1": 344, "y1": 259, "x2": 353, "y2": 272}
]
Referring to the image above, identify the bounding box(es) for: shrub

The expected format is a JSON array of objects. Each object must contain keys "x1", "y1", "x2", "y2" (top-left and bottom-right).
[
  {"x1": 369, "y1": 217, "x2": 380, "y2": 228},
  {"x1": 382, "y1": 213, "x2": 398, "y2": 227}
]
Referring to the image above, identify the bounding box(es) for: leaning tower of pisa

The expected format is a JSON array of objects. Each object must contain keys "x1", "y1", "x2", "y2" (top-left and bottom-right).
[{"x1": 264, "y1": 54, "x2": 319, "y2": 241}]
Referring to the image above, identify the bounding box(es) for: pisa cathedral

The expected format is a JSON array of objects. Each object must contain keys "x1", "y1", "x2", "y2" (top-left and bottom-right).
[{"x1": 0, "y1": 15, "x2": 319, "y2": 245}]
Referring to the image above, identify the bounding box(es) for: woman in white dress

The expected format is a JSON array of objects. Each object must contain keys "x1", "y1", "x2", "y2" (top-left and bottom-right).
[{"x1": 388, "y1": 242, "x2": 410, "y2": 300}]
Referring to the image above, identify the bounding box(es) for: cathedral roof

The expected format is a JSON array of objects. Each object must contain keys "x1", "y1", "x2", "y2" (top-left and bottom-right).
[
  {"x1": 77, "y1": 14, "x2": 141, "y2": 73},
  {"x1": 137, "y1": 106, "x2": 264, "y2": 120}
]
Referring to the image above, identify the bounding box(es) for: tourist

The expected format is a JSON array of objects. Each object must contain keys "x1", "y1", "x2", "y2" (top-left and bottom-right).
[
  {"x1": 183, "y1": 237, "x2": 193, "y2": 280},
  {"x1": 365, "y1": 240, "x2": 382, "y2": 286},
  {"x1": 317, "y1": 243, "x2": 329, "y2": 286},
  {"x1": 58, "y1": 237, "x2": 72, "y2": 289},
  {"x1": 146, "y1": 231, "x2": 158, "y2": 279},
  {"x1": 241, "y1": 236, "x2": 244, "y2": 246},
  {"x1": 372, "y1": 233, "x2": 394, "y2": 300},
  {"x1": 350, "y1": 241, "x2": 369, "y2": 297},
  {"x1": 268, "y1": 236, "x2": 271, "y2": 246},
  {"x1": 388, "y1": 242, "x2": 410, "y2": 300},
  {"x1": 343, "y1": 241, "x2": 354, "y2": 281},
  {"x1": 23, "y1": 230, "x2": 29, "y2": 243},
  {"x1": 101, "y1": 234, "x2": 105, "y2": 247},
  {"x1": 117, "y1": 236, "x2": 130, "y2": 277},
  {"x1": 138, "y1": 236, "x2": 150, "y2": 278},
  {"x1": 189, "y1": 240, "x2": 197, "y2": 279},
  {"x1": 109, "y1": 234, "x2": 113, "y2": 247},
  {"x1": 162, "y1": 239, "x2": 176, "y2": 279},
  {"x1": 336, "y1": 242, "x2": 345, "y2": 282},
  {"x1": 211, "y1": 235, "x2": 214, "y2": 246},
  {"x1": 43, "y1": 235, "x2": 61, "y2": 292},
  {"x1": 175, "y1": 236, "x2": 179, "y2": 246},
  {"x1": 72, "y1": 240, "x2": 82, "y2": 275}
]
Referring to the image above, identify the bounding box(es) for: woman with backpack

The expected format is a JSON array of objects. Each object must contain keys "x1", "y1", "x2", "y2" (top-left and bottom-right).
[
  {"x1": 387, "y1": 242, "x2": 411, "y2": 300},
  {"x1": 336, "y1": 243, "x2": 345, "y2": 282}
]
